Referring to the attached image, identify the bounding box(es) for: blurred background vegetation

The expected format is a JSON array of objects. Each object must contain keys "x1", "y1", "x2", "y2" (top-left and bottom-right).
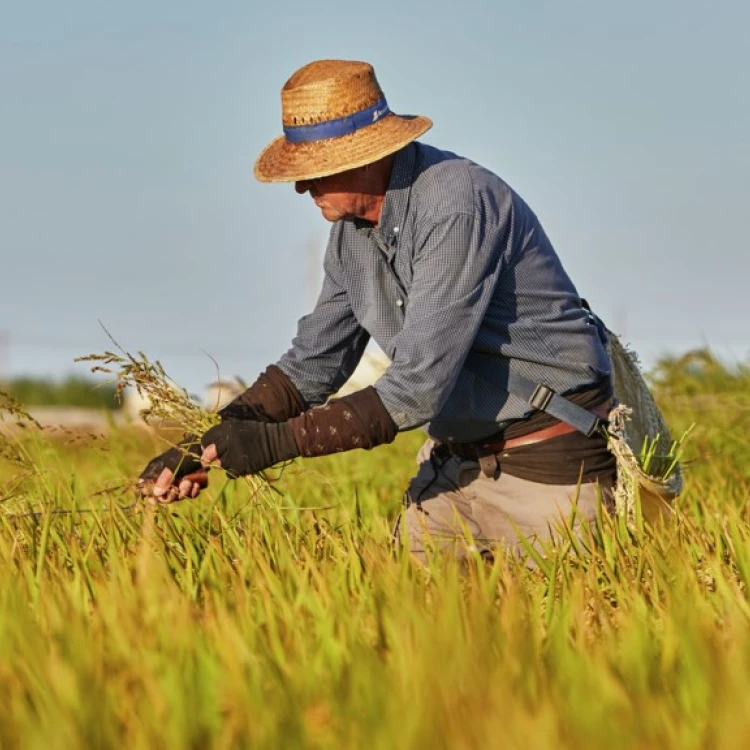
[
  {"x1": 0, "y1": 374, "x2": 119, "y2": 410},
  {"x1": 649, "y1": 348, "x2": 750, "y2": 396}
]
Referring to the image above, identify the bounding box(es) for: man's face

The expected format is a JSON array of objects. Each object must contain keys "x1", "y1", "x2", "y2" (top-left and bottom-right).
[{"x1": 295, "y1": 167, "x2": 374, "y2": 223}]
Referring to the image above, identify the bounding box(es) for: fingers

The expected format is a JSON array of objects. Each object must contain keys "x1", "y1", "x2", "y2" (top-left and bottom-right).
[
  {"x1": 201, "y1": 443, "x2": 220, "y2": 467},
  {"x1": 138, "y1": 467, "x2": 210, "y2": 506},
  {"x1": 176, "y1": 470, "x2": 209, "y2": 500},
  {"x1": 183, "y1": 470, "x2": 210, "y2": 489},
  {"x1": 152, "y1": 467, "x2": 175, "y2": 499}
]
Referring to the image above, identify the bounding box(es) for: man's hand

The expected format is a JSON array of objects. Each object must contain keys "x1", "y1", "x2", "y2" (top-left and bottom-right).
[
  {"x1": 143, "y1": 467, "x2": 210, "y2": 505},
  {"x1": 137, "y1": 386, "x2": 397, "y2": 503},
  {"x1": 199, "y1": 420, "x2": 299, "y2": 477},
  {"x1": 137, "y1": 437, "x2": 209, "y2": 505}
]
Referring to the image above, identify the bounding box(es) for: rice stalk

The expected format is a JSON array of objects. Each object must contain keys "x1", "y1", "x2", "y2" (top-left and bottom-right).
[
  {"x1": 0, "y1": 390, "x2": 43, "y2": 507},
  {"x1": 75, "y1": 331, "x2": 275, "y2": 502},
  {"x1": 639, "y1": 424, "x2": 695, "y2": 479},
  {"x1": 0, "y1": 389, "x2": 40, "y2": 467}
]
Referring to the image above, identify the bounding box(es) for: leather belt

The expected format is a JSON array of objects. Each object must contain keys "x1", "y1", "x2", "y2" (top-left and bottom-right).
[{"x1": 441, "y1": 401, "x2": 612, "y2": 463}]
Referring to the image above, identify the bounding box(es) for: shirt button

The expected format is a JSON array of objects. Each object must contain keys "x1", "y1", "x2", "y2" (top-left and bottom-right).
[
  {"x1": 393, "y1": 226, "x2": 399, "y2": 233},
  {"x1": 396, "y1": 299, "x2": 404, "y2": 307}
]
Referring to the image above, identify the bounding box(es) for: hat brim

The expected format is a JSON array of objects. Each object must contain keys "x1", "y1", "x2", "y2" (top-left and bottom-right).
[{"x1": 253, "y1": 113, "x2": 432, "y2": 183}]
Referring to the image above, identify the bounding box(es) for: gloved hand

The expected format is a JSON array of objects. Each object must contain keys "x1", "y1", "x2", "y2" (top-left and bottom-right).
[
  {"x1": 137, "y1": 436, "x2": 209, "y2": 504},
  {"x1": 135, "y1": 361, "x2": 308, "y2": 505},
  {"x1": 200, "y1": 386, "x2": 398, "y2": 476},
  {"x1": 200, "y1": 420, "x2": 299, "y2": 477},
  {"x1": 139, "y1": 436, "x2": 203, "y2": 481}
]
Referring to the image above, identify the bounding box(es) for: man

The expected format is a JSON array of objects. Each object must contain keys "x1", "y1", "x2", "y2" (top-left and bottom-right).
[{"x1": 138, "y1": 59, "x2": 616, "y2": 562}]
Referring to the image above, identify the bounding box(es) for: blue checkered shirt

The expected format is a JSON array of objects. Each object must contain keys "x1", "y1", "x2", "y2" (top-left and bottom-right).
[{"x1": 277, "y1": 142, "x2": 610, "y2": 442}]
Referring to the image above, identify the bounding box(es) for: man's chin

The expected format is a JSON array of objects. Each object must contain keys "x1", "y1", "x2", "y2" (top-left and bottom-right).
[{"x1": 319, "y1": 206, "x2": 343, "y2": 222}]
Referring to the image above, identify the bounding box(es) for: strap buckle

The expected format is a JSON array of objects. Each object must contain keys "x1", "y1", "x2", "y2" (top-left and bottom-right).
[
  {"x1": 529, "y1": 384, "x2": 555, "y2": 412},
  {"x1": 584, "y1": 416, "x2": 605, "y2": 438}
]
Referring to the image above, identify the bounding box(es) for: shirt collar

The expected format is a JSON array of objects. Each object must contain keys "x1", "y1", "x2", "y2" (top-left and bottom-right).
[{"x1": 375, "y1": 143, "x2": 417, "y2": 243}]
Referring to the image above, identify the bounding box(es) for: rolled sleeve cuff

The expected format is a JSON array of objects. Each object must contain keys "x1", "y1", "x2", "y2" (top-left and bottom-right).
[{"x1": 374, "y1": 381, "x2": 432, "y2": 432}]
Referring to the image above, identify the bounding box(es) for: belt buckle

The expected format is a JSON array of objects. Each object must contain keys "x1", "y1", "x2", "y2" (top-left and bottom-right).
[{"x1": 432, "y1": 442, "x2": 452, "y2": 461}]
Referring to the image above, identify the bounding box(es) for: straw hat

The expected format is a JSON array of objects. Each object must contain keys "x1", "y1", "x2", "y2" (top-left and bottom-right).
[{"x1": 254, "y1": 60, "x2": 433, "y2": 183}]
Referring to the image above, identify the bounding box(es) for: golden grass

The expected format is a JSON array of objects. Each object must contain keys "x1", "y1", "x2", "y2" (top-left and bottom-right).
[{"x1": 0, "y1": 352, "x2": 748, "y2": 748}]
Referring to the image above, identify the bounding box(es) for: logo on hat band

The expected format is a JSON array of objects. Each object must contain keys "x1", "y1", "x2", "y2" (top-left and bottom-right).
[{"x1": 283, "y1": 98, "x2": 390, "y2": 144}]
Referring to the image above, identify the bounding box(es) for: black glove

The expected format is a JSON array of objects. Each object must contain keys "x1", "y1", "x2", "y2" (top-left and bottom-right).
[
  {"x1": 138, "y1": 435, "x2": 204, "y2": 483},
  {"x1": 217, "y1": 365, "x2": 307, "y2": 422},
  {"x1": 201, "y1": 387, "x2": 397, "y2": 477},
  {"x1": 200, "y1": 420, "x2": 299, "y2": 477}
]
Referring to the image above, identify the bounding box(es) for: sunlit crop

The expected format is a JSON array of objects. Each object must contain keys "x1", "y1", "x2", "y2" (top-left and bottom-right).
[{"x1": 1, "y1": 349, "x2": 749, "y2": 748}]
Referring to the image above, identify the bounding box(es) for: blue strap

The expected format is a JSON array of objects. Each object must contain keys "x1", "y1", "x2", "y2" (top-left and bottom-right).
[
  {"x1": 463, "y1": 350, "x2": 608, "y2": 437},
  {"x1": 283, "y1": 99, "x2": 390, "y2": 143},
  {"x1": 505, "y1": 371, "x2": 606, "y2": 437}
]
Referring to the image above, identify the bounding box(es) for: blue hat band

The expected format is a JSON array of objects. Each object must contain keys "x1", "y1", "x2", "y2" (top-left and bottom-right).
[{"x1": 283, "y1": 99, "x2": 390, "y2": 144}]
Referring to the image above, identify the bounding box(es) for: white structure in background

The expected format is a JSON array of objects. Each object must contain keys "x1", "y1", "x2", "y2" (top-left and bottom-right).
[
  {"x1": 122, "y1": 387, "x2": 153, "y2": 422},
  {"x1": 203, "y1": 380, "x2": 245, "y2": 412},
  {"x1": 335, "y1": 346, "x2": 391, "y2": 397},
  {"x1": 198, "y1": 348, "x2": 390, "y2": 412}
]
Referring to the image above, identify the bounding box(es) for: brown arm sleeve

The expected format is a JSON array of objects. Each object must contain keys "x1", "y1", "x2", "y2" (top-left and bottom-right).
[
  {"x1": 218, "y1": 365, "x2": 308, "y2": 423},
  {"x1": 287, "y1": 386, "x2": 398, "y2": 457}
]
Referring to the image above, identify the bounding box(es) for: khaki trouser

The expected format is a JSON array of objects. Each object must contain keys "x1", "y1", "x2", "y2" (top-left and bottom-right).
[{"x1": 394, "y1": 440, "x2": 614, "y2": 564}]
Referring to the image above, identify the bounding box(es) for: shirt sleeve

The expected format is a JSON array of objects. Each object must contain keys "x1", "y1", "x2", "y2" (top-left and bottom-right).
[
  {"x1": 375, "y1": 210, "x2": 512, "y2": 430},
  {"x1": 276, "y1": 252, "x2": 370, "y2": 407}
]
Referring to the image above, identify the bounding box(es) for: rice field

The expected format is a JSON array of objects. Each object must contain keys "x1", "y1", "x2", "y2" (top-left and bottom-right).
[{"x1": 1, "y1": 356, "x2": 749, "y2": 749}]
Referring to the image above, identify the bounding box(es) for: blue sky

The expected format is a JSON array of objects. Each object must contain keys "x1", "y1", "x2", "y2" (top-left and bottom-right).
[{"x1": 1, "y1": 0, "x2": 748, "y2": 395}]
